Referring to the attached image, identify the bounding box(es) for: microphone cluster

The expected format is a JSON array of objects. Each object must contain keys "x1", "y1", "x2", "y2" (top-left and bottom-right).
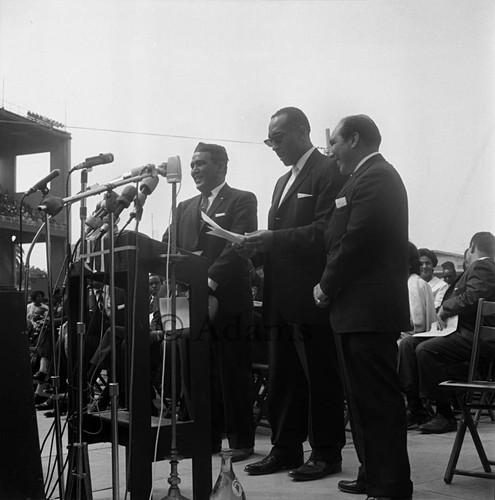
[{"x1": 37, "y1": 155, "x2": 182, "y2": 237}]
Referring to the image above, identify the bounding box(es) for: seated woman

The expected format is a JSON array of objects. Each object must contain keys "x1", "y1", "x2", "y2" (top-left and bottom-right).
[
  {"x1": 406, "y1": 243, "x2": 436, "y2": 335},
  {"x1": 418, "y1": 248, "x2": 449, "y2": 310}
]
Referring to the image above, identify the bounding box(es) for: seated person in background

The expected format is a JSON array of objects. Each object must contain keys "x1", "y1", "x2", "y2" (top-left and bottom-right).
[
  {"x1": 419, "y1": 248, "x2": 449, "y2": 309},
  {"x1": 404, "y1": 242, "x2": 436, "y2": 336},
  {"x1": 441, "y1": 260, "x2": 459, "y2": 302},
  {"x1": 27, "y1": 290, "x2": 50, "y2": 380},
  {"x1": 398, "y1": 232, "x2": 495, "y2": 433}
]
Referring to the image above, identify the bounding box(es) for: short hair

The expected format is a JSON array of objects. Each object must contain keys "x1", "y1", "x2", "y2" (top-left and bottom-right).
[
  {"x1": 194, "y1": 142, "x2": 229, "y2": 166},
  {"x1": 271, "y1": 107, "x2": 311, "y2": 133},
  {"x1": 418, "y1": 248, "x2": 438, "y2": 267},
  {"x1": 408, "y1": 242, "x2": 421, "y2": 275},
  {"x1": 470, "y1": 231, "x2": 495, "y2": 257},
  {"x1": 337, "y1": 114, "x2": 382, "y2": 148},
  {"x1": 441, "y1": 261, "x2": 456, "y2": 272},
  {"x1": 149, "y1": 274, "x2": 162, "y2": 283},
  {"x1": 30, "y1": 290, "x2": 44, "y2": 302}
]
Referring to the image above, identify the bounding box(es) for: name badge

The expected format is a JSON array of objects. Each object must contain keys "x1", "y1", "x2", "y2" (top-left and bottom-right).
[{"x1": 335, "y1": 197, "x2": 347, "y2": 209}]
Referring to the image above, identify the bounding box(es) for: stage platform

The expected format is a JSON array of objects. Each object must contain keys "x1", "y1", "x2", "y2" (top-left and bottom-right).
[{"x1": 36, "y1": 412, "x2": 494, "y2": 499}]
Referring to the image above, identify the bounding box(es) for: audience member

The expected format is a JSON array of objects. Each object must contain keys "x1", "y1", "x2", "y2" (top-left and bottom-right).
[
  {"x1": 405, "y1": 242, "x2": 436, "y2": 335},
  {"x1": 162, "y1": 142, "x2": 257, "y2": 462},
  {"x1": 441, "y1": 260, "x2": 458, "y2": 302},
  {"x1": 27, "y1": 290, "x2": 50, "y2": 380},
  {"x1": 398, "y1": 231, "x2": 495, "y2": 433},
  {"x1": 241, "y1": 107, "x2": 346, "y2": 481},
  {"x1": 314, "y1": 114, "x2": 412, "y2": 499},
  {"x1": 418, "y1": 248, "x2": 449, "y2": 309}
]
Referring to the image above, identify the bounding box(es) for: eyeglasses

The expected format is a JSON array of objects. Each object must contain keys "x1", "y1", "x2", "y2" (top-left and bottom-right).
[{"x1": 263, "y1": 129, "x2": 295, "y2": 148}]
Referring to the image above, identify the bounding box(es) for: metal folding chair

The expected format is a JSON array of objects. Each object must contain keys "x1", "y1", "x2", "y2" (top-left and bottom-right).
[{"x1": 439, "y1": 298, "x2": 495, "y2": 484}]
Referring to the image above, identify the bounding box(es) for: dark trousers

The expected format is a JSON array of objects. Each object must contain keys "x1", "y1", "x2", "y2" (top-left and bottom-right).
[
  {"x1": 398, "y1": 330, "x2": 494, "y2": 404},
  {"x1": 209, "y1": 309, "x2": 255, "y2": 449},
  {"x1": 267, "y1": 315, "x2": 345, "y2": 462},
  {"x1": 335, "y1": 331, "x2": 412, "y2": 498}
]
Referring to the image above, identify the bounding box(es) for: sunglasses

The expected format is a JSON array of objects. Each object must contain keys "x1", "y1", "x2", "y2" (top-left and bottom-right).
[{"x1": 263, "y1": 128, "x2": 296, "y2": 148}]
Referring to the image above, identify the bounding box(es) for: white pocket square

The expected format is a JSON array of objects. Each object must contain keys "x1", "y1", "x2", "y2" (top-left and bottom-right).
[
  {"x1": 214, "y1": 212, "x2": 226, "y2": 217},
  {"x1": 297, "y1": 193, "x2": 313, "y2": 199}
]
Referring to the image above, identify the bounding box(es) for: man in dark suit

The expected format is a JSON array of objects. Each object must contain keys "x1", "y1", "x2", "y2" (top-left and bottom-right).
[
  {"x1": 314, "y1": 114, "x2": 413, "y2": 499},
  {"x1": 399, "y1": 232, "x2": 495, "y2": 434},
  {"x1": 241, "y1": 107, "x2": 346, "y2": 481},
  {"x1": 163, "y1": 142, "x2": 257, "y2": 462}
]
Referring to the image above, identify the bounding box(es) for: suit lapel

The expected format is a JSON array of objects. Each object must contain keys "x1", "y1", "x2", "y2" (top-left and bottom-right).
[
  {"x1": 336, "y1": 153, "x2": 384, "y2": 198},
  {"x1": 207, "y1": 183, "x2": 231, "y2": 217},
  {"x1": 276, "y1": 149, "x2": 319, "y2": 212},
  {"x1": 198, "y1": 183, "x2": 231, "y2": 234},
  {"x1": 272, "y1": 172, "x2": 291, "y2": 211}
]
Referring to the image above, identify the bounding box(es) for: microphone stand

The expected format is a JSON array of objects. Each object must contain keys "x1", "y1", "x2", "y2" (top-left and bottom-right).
[
  {"x1": 106, "y1": 209, "x2": 120, "y2": 500},
  {"x1": 37, "y1": 206, "x2": 66, "y2": 500},
  {"x1": 162, "y1": 175, "x2": 188, "y2": 500},
  {"x1": 66, "y1": 168, "x2": 94, "y2": 500}
]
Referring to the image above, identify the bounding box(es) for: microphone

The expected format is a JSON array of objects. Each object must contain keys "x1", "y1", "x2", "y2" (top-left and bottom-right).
[
  {"x1": 38, "y1": 194, "x2": 65, "y2": 216},
  {"x1": 129, "y1": 176, "x2": 160, "y2": 221},
  {"x1": 96, "y1": 185, "x2": 138, "y2": 240},
  {"x1": 157, "y1": 156, "x2": 181, "y2": 183},
  {"x1": 25, "y1": 169, "x2": 61, "y2": 195},
  {"x1": 85, "y1": 192, "x2": 119, "y2": 235},
  {"x1": 93, "y1": 164, "x2": 156, "y2": 188},
  {"x1": 70, "y1": 153, "x2": 114, "y2": 173}
]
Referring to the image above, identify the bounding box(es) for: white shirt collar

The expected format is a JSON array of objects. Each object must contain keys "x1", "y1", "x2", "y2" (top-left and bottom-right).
[
  {"x1": 353, "y1": 151, "x2": 380, "y2": 174},
  {"x1": 293, "y1": 146, "x2": 316, "y2": 174},
  {"x1": 210, "y1": 181, "x2": 226, "y2": 198}
]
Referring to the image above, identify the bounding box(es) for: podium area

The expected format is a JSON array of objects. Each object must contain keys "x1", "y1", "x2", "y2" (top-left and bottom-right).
[{"x1": 35, "y1": 410, "x2": 495, "y2": 500}]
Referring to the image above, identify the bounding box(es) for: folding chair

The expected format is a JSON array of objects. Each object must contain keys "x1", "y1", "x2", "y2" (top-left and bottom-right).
[{"x1": 439, "y1": 298, "x2": 495, "y2": 484}]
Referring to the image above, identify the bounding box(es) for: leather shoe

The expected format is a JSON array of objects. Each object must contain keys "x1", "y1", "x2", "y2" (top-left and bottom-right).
[
  {"x1": 231, "y1": 447, "x2": 254, "y2": 463},
  {"x1": 244, "y1": 454, "x2": 303, "y2": 475},
  {"x1": 366, "y1": 497, "x2": 412, "y2": 500},
  {"x1": 289, "y1": 459, "x2": 342, "y2": 481},
  {"x1": 338, "y1": 479, "x2": 367, "y2": 494},
  {"x1": 36, "y1": 399, "x2": 54, "y2": 411},
  {"x1": 32, "y1": 371, "x2": 47, "y2": 382}
]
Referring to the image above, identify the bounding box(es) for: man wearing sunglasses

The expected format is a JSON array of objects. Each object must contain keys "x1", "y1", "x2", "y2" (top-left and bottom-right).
[{"x1": 239, "y1": 107, "x2": 346, "y2": 481}]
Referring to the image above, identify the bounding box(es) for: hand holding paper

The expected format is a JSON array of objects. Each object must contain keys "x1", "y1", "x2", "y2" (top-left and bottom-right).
[
  {"x1": 201, "y1": 211, "x2": 246, "y2": 244},
  {"x1": 414, "y1": 315, "x2": 459, "y2": 337}
]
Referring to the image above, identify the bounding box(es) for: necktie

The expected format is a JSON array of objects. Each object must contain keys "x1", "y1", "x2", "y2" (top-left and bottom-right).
[{"x1": 199, "y1": 191, "x2": 211, "y2": 215}]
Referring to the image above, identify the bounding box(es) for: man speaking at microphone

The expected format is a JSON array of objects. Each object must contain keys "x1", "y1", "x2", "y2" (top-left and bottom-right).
[{"x1": 162, "y1": 142, "x2": 257, "y2": 461}]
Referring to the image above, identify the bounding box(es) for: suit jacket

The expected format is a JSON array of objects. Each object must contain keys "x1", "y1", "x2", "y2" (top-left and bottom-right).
[
  {"x1": 263, "y1": 149, "x2": 346, "y2": 325},
  {"x1": 165, "y1": 183, "x2": 257, "y2": 315},
  {"x1": 320, "y1": 153, "x2": 410, "y2": 333},
  {"x1": 442, "y1": 258, "x2": 495, "y2": 333}
]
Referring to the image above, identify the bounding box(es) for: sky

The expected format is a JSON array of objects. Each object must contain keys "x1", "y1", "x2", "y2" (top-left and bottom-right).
[{"x1": 1, "y1": 0, "x2": 494, "y2": 270}]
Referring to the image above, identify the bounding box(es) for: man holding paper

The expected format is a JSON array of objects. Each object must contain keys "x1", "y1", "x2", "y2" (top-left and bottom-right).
[
  {"x1": 398, "y1": 231, "x2": 495, "y2": 433},
  {"x1": 240, "y1": 107, "x2": 347, "y2": 481},
  {"x1": 162, "y1": 142, "x2": 257, "y2": 461}
]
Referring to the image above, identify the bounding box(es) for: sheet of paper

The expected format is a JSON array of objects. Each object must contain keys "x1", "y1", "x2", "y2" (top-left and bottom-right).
[
  {"x1": 159, "y1": 297, "x2": 190, "y2": 332},
  {"x1": 414, "y1": 315, "x2": 459, "y2": 337},
  {"x1": 201, "y1": 211, "x2": 246, "y2": 244}
]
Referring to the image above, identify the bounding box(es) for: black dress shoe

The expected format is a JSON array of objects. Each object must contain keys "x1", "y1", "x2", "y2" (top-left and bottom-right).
[
  {"x1": 366, "y1": 497, "x2": 412, "y2": 500},
  {"x1": 338, "y1": 479, "x2": 367, "y2": 494},
  {"x1": 36, "y1": 399, "x2": 54, "y2": 411},
  {"x1": 244, "y1": 454, "x2": 303, "y2": 475},
  {"x1": 231, "y1": 447, "x2": 254, "y2": 463},
  {"x1": 32, "y1": 371, "x2": 47, "y2": 382},
  {"x1": 289, "y1": 459, "x2": 342, "y2": 481}
]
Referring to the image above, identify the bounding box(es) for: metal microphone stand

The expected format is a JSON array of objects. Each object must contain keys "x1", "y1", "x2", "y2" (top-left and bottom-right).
[
  {"x1": 39, "y1": 205, "x2": 66, "y2": 500},
  {"x1": 162, "y1": 176, "x2": 188, "y2": 500},
  {"x1": 66, "y1": 168, "x2": 94, "y2": 500},
  {"x1": 106, "y1": 209, "x2": 121, "y2": 500}
]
